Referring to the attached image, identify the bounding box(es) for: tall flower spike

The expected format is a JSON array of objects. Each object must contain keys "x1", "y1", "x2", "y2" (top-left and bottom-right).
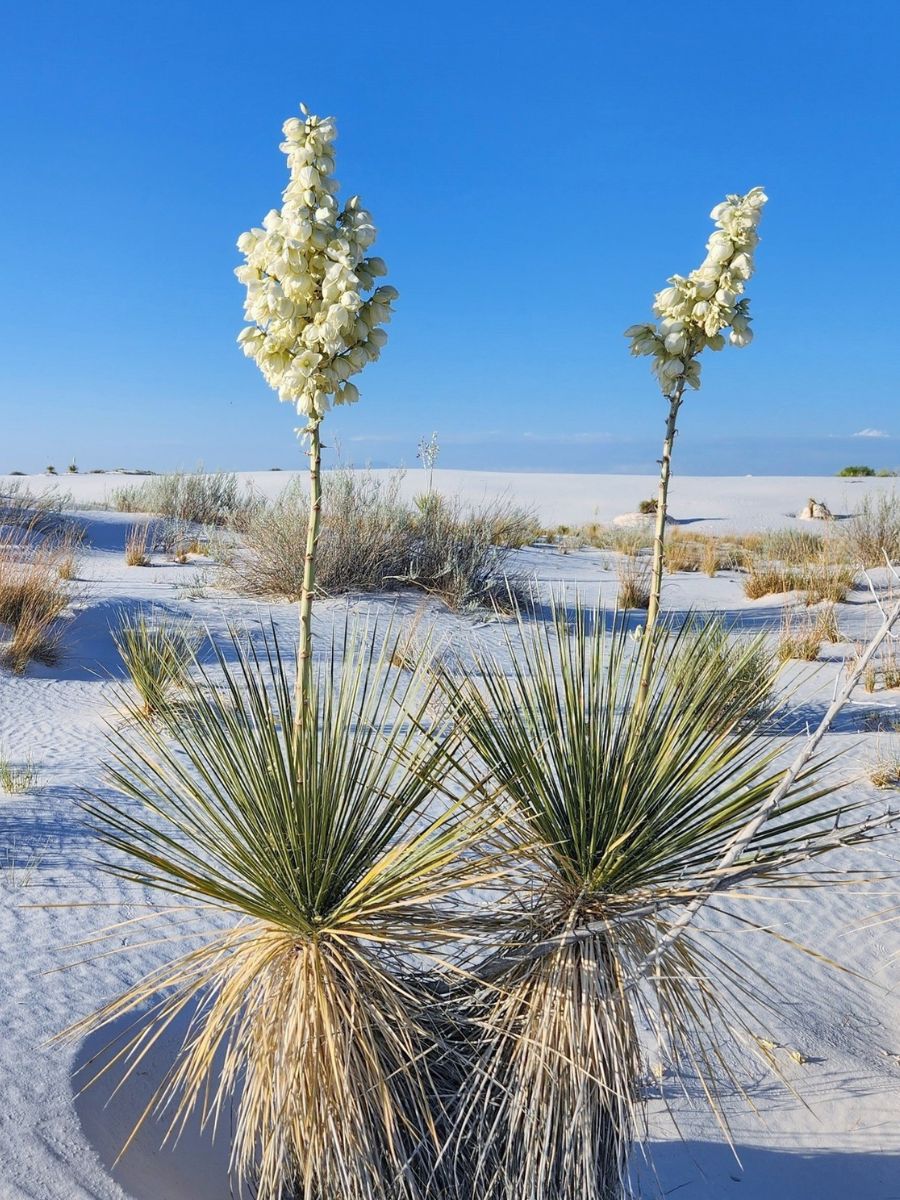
[
  {"x1": 235, "y1": 108, "x2": 397, "y2": 426},
  {"x1": 625, "y1": 186, "x2": 767, "y2": 394}
]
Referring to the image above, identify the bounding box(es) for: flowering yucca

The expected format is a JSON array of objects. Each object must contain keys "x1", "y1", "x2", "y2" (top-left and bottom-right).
[
  {"x1": 625, "y1": 186, "x2": 767, "y2": 393},
  {"x1": 235, "y1": 105, "x2": 397, "y2": 424},
  {"x1": 235, "y1": 105, "x2": 397, "y2": 717},
  {"x1": 625, "y1": 188, "x2": 767, "y2": 697}
]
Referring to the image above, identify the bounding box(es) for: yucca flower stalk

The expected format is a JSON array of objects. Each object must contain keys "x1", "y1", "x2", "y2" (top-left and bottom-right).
[
  {"x1": 440, "y1": 603, "x2": 876, "y2": 1200},
  {"x1": 626, "y1": 187, "x2": 767, "y2": 703},
  {"x1": 63, "y1": 625, "x2": 492, "y2": 1200},
  {"x1": 236, "y1": 106, "x2": 397, "y2": 722}
]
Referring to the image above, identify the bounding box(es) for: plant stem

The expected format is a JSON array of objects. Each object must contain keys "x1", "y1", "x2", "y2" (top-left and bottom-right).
[
  {"x1": 296, "y1": 420, "x2": 322, "y2": 729},
  {"x1": 637, "y1": 380, "x2": 685, "y2": 706}
]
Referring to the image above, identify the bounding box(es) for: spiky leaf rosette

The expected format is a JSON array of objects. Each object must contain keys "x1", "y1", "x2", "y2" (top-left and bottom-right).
[
  {"x1": 440, "y1": 603, "x2": 867, "y2": 1200},
  {"x1": 65, "y1": 624, "x2": 488, "y2": 1200}
]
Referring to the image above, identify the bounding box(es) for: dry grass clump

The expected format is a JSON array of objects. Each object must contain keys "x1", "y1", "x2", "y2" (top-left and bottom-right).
[
  {"x1": 744, "y1": 557, "x2": 856, "y2": 604},
  {"x1": 870, "y1": 741, "x2": 900, "y2": 789},
  {"x1": 111, "y1": 468, "x2": 263, "y2": 529},
  {"x1": 615, "y1": 553, "x2": 650, "y2": 609},
  {"x1": 124, "y1": 524, "x2": 151, "y2": 567},
  {"x1": 0, "y1": 754, "x2": 38, "y2": 793},
  {"x1": 842, "y1": 492, "x2": 900, "y2": 565},
  {"x1": 229, "y1": 470, "x2": 533, "y2": 611},
  {"x1": 813, "y1": 603, "x2": 842, "y2": 644},
  {"x1": 112, "y1": 610, "x2": 202, "y2": 717},
  {"x1": 777, "y1": 608, "x2": 822, "y2": 662},
  {"x1": 0, "y1": 529, "x2": 73, "y2": 673},
  {"x1": 663, "y1": 534, "x2": 702, "y2": 573}
]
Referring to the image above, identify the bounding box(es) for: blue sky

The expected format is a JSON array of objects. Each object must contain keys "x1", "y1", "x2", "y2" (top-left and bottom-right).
[{"x1": 1, "y1": 0, "x2": 897, "y2": 475}]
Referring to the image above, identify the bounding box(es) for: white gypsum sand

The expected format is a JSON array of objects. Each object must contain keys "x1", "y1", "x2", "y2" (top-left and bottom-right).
[{"x1": 0, "y1": 475, "x2": 899, "y2": 1199}]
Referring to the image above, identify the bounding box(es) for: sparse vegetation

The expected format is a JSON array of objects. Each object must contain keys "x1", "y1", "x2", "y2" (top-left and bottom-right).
[
  {"x1": 838, "y1": 465, "x2": 876, "y2": 477},
  {"x1": 111, "y1": 468, "x2": 262, "y2": 528},
  {"x1": 0, "y1": 754, "x2": 38, "y2": 793},
  {"x1": 638, "y1": 497, "x2": 657, "y2": 514},
  {"x1": 229, "y1": 470, "x2": 535, "y2": 611},
  {"x1": 869, "y1": 741, "x2": 900, "y2": 789},
  {"x1": 124, "y1": 524, "x2": 151, "y2": 567},
  {"x1": 843, "y1": 491, "x2": 900, "y2": 565},
  {"x1": 0, "y1": 527, "x2": 72, "y2": 673},
  {"x1": 112, "y1": 610, "x2": 202, "y2": 717},
  {"x1": 616, "y1": 552, "x2": 650, "y2": 609},
  {"x1": 777, "y1": 608, "x2": 822, "y2": 662}
]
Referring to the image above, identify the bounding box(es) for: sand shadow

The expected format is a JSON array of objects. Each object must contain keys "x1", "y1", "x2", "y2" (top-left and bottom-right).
[
  {"x1": 632, "y1": 1139, "x2": 900, "y2": 1199},
  {"x1": 72, "y1": 1001, "x2": 237, "y2": 1200}
]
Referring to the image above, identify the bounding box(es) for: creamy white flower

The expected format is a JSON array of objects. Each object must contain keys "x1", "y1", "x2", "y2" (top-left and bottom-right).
[
  {"x1": 625, "y1": 186, "x2": 766, "y2": 393},
  {"x1": 235, "y1": 106, "x2": 396, "y2": 422}
]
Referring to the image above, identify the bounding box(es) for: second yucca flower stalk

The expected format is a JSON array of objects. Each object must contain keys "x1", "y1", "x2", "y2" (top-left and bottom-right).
[
  {"x1": 235, "y1": 104, "x2": 397, "y2": 723},
  {"x1": 626, "y1": 186, "x2": 767, "y2": 701}
]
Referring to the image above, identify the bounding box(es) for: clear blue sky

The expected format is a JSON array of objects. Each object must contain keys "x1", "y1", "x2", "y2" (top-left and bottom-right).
[{"x1": 1, "y1": 0, "x2": 897, "y2": 475}]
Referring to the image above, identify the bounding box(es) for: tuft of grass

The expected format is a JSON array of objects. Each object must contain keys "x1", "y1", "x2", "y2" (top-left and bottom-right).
[
  {"x1": 0, "y1": 754, "x2": 38, "y2": 793},
  {"x1": 0, "y1": 530, "x2": 72, "y2": 673},
  {"x1": 112, "y1": 611, "x2": 202, "y2": 717},
  {"x1": 616, "y1": 553, "x2": 650, "y2": 609},
  {"x1": 124, "y1": 524, "x2": 151, "y2": 567},
  {"x1": 777, "y1": 608, "x2": 822, "y2": 662},
  {"x1": 664, "y1": 535, "x2": 701, "y2": 573},
  {"x1": 63, "y1": 625, "x2": 488, "y2": 1200},
  {"x1": 439, "y1": 602, "x2": 860, "y2": 1200},
  {"x1": 870, "y1": 744, "x2": 900, "y2": 789},
  {"x1": 842, "y1": 491, "x2": 900, "y2": 566},
  {"x1": 701, "y1": 539, "x2": 720, "y2": 577},
  {"x1": 813, "y1": 603, "x2": 842, "y2": 644}
]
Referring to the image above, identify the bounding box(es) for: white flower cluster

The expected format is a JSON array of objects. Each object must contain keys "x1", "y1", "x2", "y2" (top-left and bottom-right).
[
  {"x1": 625, "y1": 186, "x2": 767, "y2": 394},
  {"x1": 236, "y1": 106, "x2": 397, "y2": 424}
]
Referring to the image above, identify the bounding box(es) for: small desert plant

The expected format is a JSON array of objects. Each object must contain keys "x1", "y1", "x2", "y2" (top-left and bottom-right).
[
  {"x1": 664, "y1": 534, "x2": 701, "y2": 573},
  {"x1": 2, "y1": 598, "x2": 63, "y2": 672},
  {"x1": 112, "y1": 611, "x2": 202, "y2": 717},
  {"x1": 616, "y1": 553, "x2": 650, "y2": 609},
  {"x1": 843, "y1": 491, "x2": 900, "y2": 565},
  {"x1": 777, "y1": 608, "x2": 822, "y2": 662},
  {"x1": 124, "y1": 524, "x2": 151, "y2": 567},
  {"x1": 814, "y1": 603, "x2": 842, "y2": 644},
  {"x1": 0, "y1": 754, "x2": 38, "y2": 793},
  {"x1": 870, "y1": 741, "x2": 900, "y2": 789},
  {"x1": 838, "y1": 465, "x2": 875, "y2": 477},
  {"x1": 760, "y1": 529, "x2": 825, "y2": 566},
  {"x1": 637, "y1": 497, "x2": 657, "y2": 515},
  {"x1": 65, "y1": 626, "x2": 486, "y2": 1200}
]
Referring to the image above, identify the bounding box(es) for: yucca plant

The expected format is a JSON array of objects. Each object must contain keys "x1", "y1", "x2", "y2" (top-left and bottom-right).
[
  {"x1": 63, "y1": 624, "x2": 491, "y2": 1200},
  {"x1": 112, "y1": 609, "x2": 202, "y2": 717},
  {"x1": 440, "y1": 603, "x2": 870, "y2": 1200}
]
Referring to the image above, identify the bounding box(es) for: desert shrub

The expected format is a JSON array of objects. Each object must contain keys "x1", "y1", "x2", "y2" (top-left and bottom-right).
[
  {"x1": 111, "y1": 468, "x2": 262, "y2": 528},
  {"x1": 759, "y1": 529, "x2": 825, "y2": 565},
  {"x1": 0, "y1": 480, "x2": 71, "y2": 535},
  {"x1": 638, "y1": 497, "x2": 657, "y2": 514},
  {"x1": 616, "y1": 553, "x2": 650, "y2": 609},
  {"x1": 229, "y1": 470, "x2": 532, "y2": 611},
  {"x1": 838, "y1": 465, "x2": 875, "y2": 477},
  {"x1": 842, "y1": 491, "x2": 900, "y2": 565},
  {"x1": 777, "y1": 608, "x2": 821, "y2": 662},
  {"x1": 743, "y1": 556, "x2": 855, "y2": 604},
  {"x1": 124, "y1": 524, "x2": 151, "y2": 566},
  {"x1": 66, "y1": 627, "x2": 485, "y2": 1200},
  {"x1": 813, "y1": 603, "x2": 842, "y2": 644},
  {"x1": 0, "y1": 517, "x2": 75, "y2": 673},
  {"x1": 664, "y1": 535, "x2": 701, "y2": 573},
  {"x1": 112, "y1": 610, "x2": 202, "y2": 717},
  {"x1": 870, "y1": 741, "x2": 900, "y2": 789},
  {"x1": 675, "y1": 619, "x2": 777, "y2": 724}
]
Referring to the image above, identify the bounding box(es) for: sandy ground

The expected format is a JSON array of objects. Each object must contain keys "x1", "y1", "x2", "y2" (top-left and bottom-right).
[
  {"x1": 2, "y1": 468, "x2": 896, "y2": 531},
  {"x1": 1, "y1": 475, "x2": 899, "y2": 1199}
]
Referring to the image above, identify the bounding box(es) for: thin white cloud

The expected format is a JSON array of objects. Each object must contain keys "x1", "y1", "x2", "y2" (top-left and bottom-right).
[{"x1": 852, "y1": 428, "x2": 890, "y2": 438}]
